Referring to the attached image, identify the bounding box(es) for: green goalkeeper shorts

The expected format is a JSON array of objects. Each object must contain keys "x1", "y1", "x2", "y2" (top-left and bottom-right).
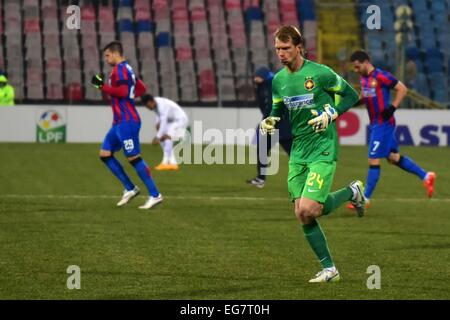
[{"x1": 287, "y1": 160, "x2": 337, "y2": 203}]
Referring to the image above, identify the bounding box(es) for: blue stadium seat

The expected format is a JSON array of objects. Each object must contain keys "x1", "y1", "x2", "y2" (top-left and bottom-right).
[
  {"x1": 419, "y1": 31, "x2": 437, "y2": 50},
  {"x1": 430, "y1": 0, "x2": 446, "y2": 12},
  {"x1": 426, "y1": 48, "x2": 444, "y2": 60},
  {"x1": 414, "y1": 59, "x2": 425, "y2": 73},
  {"x1": 156, "y1": 32, "x2": 171, "y2": 47},
  {"x1": 119, "y1": 19, "x2": 134, "y2": 32},
  {"x1": 297, "y1": 0, "x2": 316, "y2": 20},
  {"x1": 437, "y1": 32, "x2": 450, "y2": 52},
  {"x1": 120, "y1": 0, "x2": 133, "y2": 7},
  {"x1": 412, "y1": 1, "x2": 428, "y2": 12},
  {"x1": 392, "y1": 0, "x2": 409, "y2": 7},
  {"x1": 136, "y1": 21, "x2": 154, "y2": 33},
  {"x1": 406, "y1": 47, "x2": 420, "y2": 60},
  {"x1": 414, "y1": 73, "x2": 430, "y2": 97},
  {"x1": 368, "y1": 35, "x2": 383, "y2": 49},
  {"x1": 245, "y1": 7, "x2": 263, "y2": 22}
]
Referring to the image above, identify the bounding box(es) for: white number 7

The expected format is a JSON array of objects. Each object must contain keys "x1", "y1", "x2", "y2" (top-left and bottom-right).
[{"x1": 372, "y1": 141, "x2": 380, "y2": 152}]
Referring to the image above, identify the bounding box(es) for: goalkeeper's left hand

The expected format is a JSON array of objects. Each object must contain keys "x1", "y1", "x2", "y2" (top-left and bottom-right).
[
  {"x1": 91, "y1": 74, "x2": 104, "y2": 90},
  {"x1": 307, "y1": 104, "x2": 338, "y2": 133}
]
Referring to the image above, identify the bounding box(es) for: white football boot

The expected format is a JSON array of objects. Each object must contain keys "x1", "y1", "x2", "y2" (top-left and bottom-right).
[
  {"x1": 139, "y1": 194, "x2": 164, "y2": 209},
  {"x1": 309, "y1": 267, "x2": 340, "y2": 283},
  {"x1": 349, "y1": 180, "x2": 366, "y2": 217},
  {"x1": 116, "y1": 186, "x2": 140, "y2": 207}
]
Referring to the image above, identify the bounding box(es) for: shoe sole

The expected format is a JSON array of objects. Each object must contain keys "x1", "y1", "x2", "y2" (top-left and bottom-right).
[{"x1": 117, "y1": 190, "x2": 140, "y2": 207}]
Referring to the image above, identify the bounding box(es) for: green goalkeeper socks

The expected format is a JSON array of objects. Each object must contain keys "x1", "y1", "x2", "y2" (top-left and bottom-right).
[
  {"x1": 322, "y1": 187, "x2": 353, "y2": 215},
  {"x1": 303, "y1": 220, "x2": 334, "y2": 269}
]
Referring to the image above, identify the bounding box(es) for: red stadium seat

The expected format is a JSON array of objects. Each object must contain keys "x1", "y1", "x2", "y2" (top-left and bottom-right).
[
  {"x1": 46, "y1": 83, "x2": 63, "y2": 100},
  {"x1": 135, "y1": 8, "x2": 151, "y2": 21},
  {"x1": 176, "y1": 47, "x2": 193, "y2": 61},
  {"x1": 64, "y1": 83, "x2": 83, "y2": 101},
  {"x1": 81, "y1": 6, "x2": 96, "y2": 20},
  {"x1": 24, "y1": 19, "x2": 40, "y2": 33}
]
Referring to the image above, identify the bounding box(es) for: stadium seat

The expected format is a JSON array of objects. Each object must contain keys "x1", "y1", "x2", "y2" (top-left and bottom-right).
[
  {"x1": 64, "y1": 83, "x2": 83, "y2": 102},
  {"x1": 119, "y1": 19, "x2": 134, "y2": 33},
  {"x1": 156, "y1": 32, "x2": 171, "y2": 47},
  {"x1": 136, "y1": 21, "x2": 154, "y2": 33}
]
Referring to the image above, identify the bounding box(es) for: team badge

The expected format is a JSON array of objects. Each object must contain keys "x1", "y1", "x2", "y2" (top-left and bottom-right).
[
  {"x1": 304, "y1": 77, "x2": 315, "y2": 91},
  {"x1": 370, "y1": 79, "x2": 378, "y2": 88}
]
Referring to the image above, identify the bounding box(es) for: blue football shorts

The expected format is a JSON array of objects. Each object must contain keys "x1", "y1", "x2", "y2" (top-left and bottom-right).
[
  {"x1": 367, "y1": 123, "x2": 399, "y2": 159},
  {"x1": 101, "y1": 121, "x2": 141, "y2": 157}
]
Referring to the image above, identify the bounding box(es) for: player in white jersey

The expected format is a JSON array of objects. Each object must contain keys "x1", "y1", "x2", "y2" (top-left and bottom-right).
[{"x1": 142, "y1": 94, "x2": 189, "y2": 170}]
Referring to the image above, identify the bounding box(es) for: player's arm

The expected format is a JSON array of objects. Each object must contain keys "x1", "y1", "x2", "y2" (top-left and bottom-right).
[
  {"x1": 134, "y1": 79, "x2": 146, "y2": 98},
  {"x1": 324, "y1": 69, "x2": 359, "y2": 115},
  {"x1": 156, "y1": 109, "x2": 168, "y2": 139},
  {"x1": 391, "y1": 81, "x2": 407, "y2": 108},
  {"x1": 378, "y1": 71, "x2": 404, "y2": 119},
  {"x1": 307, "y1": 69, "x2": 359, "y2": 132},
  {"x1": 91, "y1": 74, "x2": 129, "y2": 98}
]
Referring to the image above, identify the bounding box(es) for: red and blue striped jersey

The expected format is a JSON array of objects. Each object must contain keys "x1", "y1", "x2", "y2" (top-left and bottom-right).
[
  {"x1": 107, "y1": 61, "x2": 141, "y2": 124},
  {"x1": 359, "y1": 68, "x2": 398, "y2": 126}
]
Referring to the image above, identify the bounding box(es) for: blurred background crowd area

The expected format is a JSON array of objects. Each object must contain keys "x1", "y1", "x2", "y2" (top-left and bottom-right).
[{"x1": 0, "y1": 0, "x2": 448, "y2": 107}]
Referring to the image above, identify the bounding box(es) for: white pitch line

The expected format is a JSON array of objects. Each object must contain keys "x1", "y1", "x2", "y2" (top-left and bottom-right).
[{"x1": 1, "y1": 194, "x2": 450, "y2": 202}]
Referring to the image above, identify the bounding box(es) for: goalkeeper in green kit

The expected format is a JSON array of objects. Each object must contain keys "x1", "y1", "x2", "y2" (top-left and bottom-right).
[{"x1": 260, "y1": 25, "x2": 365, "y2": 283}]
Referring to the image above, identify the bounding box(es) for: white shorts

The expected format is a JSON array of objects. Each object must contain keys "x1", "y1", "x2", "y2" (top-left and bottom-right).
[{"x1": 166, "y1": 119, "x2": 188, "y2": 141}]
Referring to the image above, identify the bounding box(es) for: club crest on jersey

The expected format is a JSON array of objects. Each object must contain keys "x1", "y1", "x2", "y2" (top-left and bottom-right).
[
  {"x1": 370, "y1": 79, "x2": 378, "y2": 88},
  {"x1": 304, "y1": 77, "x2": 315, "y2": 91}
]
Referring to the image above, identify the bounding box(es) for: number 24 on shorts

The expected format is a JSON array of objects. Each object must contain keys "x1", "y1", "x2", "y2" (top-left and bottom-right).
[{"x1": 307, "y1": 172, "x2": 324, "y2": 189}]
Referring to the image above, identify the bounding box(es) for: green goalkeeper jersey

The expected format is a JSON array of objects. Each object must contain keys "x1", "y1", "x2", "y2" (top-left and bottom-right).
[{"x1": 270, "y1": 59, "x2": 359, "y2": 163}]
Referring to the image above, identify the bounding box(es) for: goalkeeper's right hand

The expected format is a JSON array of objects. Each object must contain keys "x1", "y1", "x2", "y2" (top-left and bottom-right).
[{"x1": 259, "y1": 117, "x2": 281, "y2": 135}]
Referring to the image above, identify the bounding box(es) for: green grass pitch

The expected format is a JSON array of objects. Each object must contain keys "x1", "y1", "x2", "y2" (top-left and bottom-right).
[{"x1": 0, "y1": 143, "x2": 449, "y2": 299}]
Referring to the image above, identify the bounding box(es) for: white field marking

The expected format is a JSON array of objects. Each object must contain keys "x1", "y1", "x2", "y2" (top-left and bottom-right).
[{"x1": 1, "y1": 194, "x2": 450, "y2": 202}]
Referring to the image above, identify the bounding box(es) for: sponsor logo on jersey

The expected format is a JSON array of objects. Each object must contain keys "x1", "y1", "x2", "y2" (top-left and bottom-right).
[
  {"x1": 283, "y1": 94, "x2": 314, "y2": 110},
  {"x1": 362, "y1": 87, "x2": 377, "y2": 97}
]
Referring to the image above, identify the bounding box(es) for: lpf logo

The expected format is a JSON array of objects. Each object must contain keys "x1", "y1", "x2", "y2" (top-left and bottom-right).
[{"x1": 36, "y1": 110, "x2": 66, "y2": 143}]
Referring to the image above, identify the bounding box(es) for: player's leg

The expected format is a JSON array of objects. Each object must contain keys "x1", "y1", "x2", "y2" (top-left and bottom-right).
[
  {"x1": 100, "y1": 127, "x2": 138, "y2": 206},
  {"x1": 300, "y1": 161, "x2": 355, "y2": 216},
  {"x1": 155, "y1": 135, "x2": 175, "y2": 170},
  {"x1": 166, "y1": 121, "x2": 187, "y2": 168},
  {"x1": 289, "y1": 162, "x2": 339, "y2": 282},
  {"x1": 247, "y1": 126, "x2": 269, "y2": 187},
  {"x1": 387, "y1": 152, "x2": 435, "y2": 197},
  {"x1": 121, "y1": 122, "x2": 162, "y2": 209},
  {"x1": 347, "y1": 126, "x2": 386, "y2": 211},
  {"x1": 155, "y1": 121, "x2": 183, "y2": 170},
  {"x1": 128, "y1": 154, "x2": 163, "y2": 209}
]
